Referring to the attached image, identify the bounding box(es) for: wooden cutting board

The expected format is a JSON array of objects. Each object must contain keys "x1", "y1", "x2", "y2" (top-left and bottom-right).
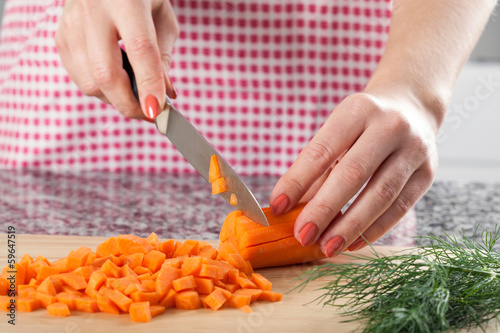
[{"x1": 0, "y1": 234, "x2": 497, "y2": 333}]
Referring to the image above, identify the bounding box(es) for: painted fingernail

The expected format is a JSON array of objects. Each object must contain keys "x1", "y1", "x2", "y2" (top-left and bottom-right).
[
  {"x1": 324, "y1": 235, "x2": 345, "y2": 258},
  {"x1": 347, "y1": 236, "x2": 365, "y2": 252},
  {"x1": 299, "y1": 223, "x2": 318, "y2": 247},
  {"x1": 144, "y1": 95, "x2": 159, "y2": 119},
  {"x1": 166, "y1": 76, "x2": 177, "y2": 99},
  {"x1": 271, "y1": 194, "x2": 290, "y2": 216}
]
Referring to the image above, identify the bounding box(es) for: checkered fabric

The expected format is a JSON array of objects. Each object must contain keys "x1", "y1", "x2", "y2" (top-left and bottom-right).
[{"x1": 0, "y1": 0, "x2": 392, "y2": 175}]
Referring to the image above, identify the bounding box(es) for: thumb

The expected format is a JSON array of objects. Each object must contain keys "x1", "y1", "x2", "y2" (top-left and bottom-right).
[{"x1": 154, "y1": 0, "x2": 179, "y2": 99}]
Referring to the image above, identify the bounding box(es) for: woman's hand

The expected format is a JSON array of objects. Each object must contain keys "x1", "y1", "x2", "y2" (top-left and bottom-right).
[
  {"x1": 269, "y1": 90, "x2": 440, "y2": 256},
  {"x1": 55, "y1": 0, "x2": 179, "y2": 119}
]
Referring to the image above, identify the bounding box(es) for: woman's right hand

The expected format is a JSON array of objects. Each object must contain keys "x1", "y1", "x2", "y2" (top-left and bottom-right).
[{"x1": 55, "y1": 0, "x2": 179, "y2": 120}]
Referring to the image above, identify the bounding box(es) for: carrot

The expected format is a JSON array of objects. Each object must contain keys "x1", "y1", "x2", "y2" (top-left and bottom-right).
[
  {"x1": 198, "y1": 264, "x2": 222, "y2": 280},
  {"x1": 17, "y1": 298, "x2": 41, "y2": 312},
  {"x1": 0, "y1": 295, "x2": 13, "y2": 311},
  {"x1": 56, "y1": 292, "x2": 77, "y2": 310},
  {"x1": 19, "y1": 254, "x2": 34, "y2": 273},
  {"x1": 37, "y1": 277, "x2": 57, "y2": 296},
  {"x1": 129, "y1": 302, "x2": 151, "y2": 322},
  {"x1": 225, "y1": 283, "x2": 239, "y2": 293},
  {"x1": 172, "y1": 276, "x2": 197, "y2": 292},
  {"x1": 197, "y1": 246, "x2": 218, "y2": 259},
  {"x1": 227, "y1": 294, "x2": 251, "y2": 308},
  {"x1": 133, "y1": 266, "x2": 151, "y2": 276},
  {"x1": 73, "y1": 266, "x2": 95, "y2": 282},
  {"x1": 251, "y1": 273, "x2": 272, "y2": 291},
  {"x1": 61, "y1": 285, "x2": 82, "y2": 296},
  {"x1": 142, "y1": 250, "x2": 166, "y2": 274},
  {"x1": 150, "y1": 305, "x2": 165, "y2": 317},
  {"x1": 239, "y1": 305, "x2": 253, "y2": 313},
  {"x1": 141, "y1": 279, "x2": 156, "y2": 292},
  {"x1": 124, "y1": 253, "x2": 144, "y2": 269},
  {"x1": 175, "y1": 291, "x2": 201, "y2": 310},
  {"x1": 194, "y1": 278, "x2": 214, "y2": 294},
  {"x1": 230, "y1": 193, "x2": 238, "y2": 205},
  {"x1": 208, "y1": 154, "x2": 221, "y2": 182},
  {"x1": 258, "y1": 290, "x2": 283, "y2": 302},
  {"x1": 2, "y1": 263, "x2": 25, "y2": 292},
  {"x1": 219, "y1": 203, "x2": 340, "y2": 268},
  {"x1": 211, "y1": 177, "x2": 227, "y2": 195},
  {"x1": 0, "y1": 276, "x2": 9, "y2": 295},
  {"x1": 117, "y1": 235, "x2": 153, "y2": 254},
  {"x1": 158, "y1": 289, "x2": 176, "y2": 308},
  {"x1": 47, "y1": 302, "x2": 70, "y2": 316},
  {"x1": 158, "y1": 240, "x2": 176, "y2": 256},
  {"x1": 163, "y1": 258, "x2": 180, "y2": 268},
  {"x1": 130, "y1": 291, "x2": 160, "y2": 305},
  {"x1": 203, "y1": 288, "x2": 229, "y2": 310},
  {"x1": 35, "y1": 255, "x2": 51, "y2": 265},
  {"x1": 64, "y1": 247, "x2": 93, "y2": 272},
  {"x1": 121, "y1": 265, "x2": 138, "y2": 279},
  {"x1": 155, "y1": 265, "x2": 180, "y2": 297},
  {"x1": 56, "y1": 273, "x2": 87, "y2": 290},
  {"x1": 181, "y1": 257, "x2": 203, "y2": 276},
  {"x1": 35, "y1": 292, "x2": 58, "y2": 308},
  {"x1": 234, "y1": 289, "x2": 262, "y2": 303},
  {"x1": 74, "y1": 297, "x2": 99, "y2": 312},
  {"x1": 85, "y1": 270, "x2": 107, "y2": 298},
  {"x1": 18, "y1": 287, "x2": 37, "y2": 298},
  {"x1": 173, "y1": 240, "x2": 199, "y2": 257},
  {"x1": 146, "y1": 232, "x2": 160, "y2": 249},
  {"x1": 101, "y1": 260, "x2": 121, "y2": 278},
  {"x1": 106, "y1": 289, "x2": 133, "y2": 312},
  {"x1": 96, "y1": 237, "x2": 120, "y2": 258},
  {"x1": 97, "y1": 294, "x2": 120, "y2": 314}
]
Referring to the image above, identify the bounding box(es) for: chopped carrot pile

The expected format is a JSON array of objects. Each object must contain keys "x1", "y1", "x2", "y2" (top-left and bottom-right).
[
  {"x1": 219, "y1": 203, "x2": 342, "y2": 268},
  {"x1": 0, "y1": 233, "x2": 281, "y2": 322}
]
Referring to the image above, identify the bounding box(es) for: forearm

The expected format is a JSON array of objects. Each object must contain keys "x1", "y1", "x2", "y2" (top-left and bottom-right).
[{"x1": 365, "y1": 0, "x2": 495, "y2": 130}]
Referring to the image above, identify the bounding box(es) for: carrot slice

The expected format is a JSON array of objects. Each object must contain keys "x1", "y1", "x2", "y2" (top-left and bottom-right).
[
  {"x1": 150, "y1": 305, "x2": 165, "y2": 317},
  {"x1": 230, "y1": 193, "x2": 238, "y2": 206},
  {"x1": 96, "y1": 237, "x2": 120, "y2": 258},
  {"x1": 194, "y1": 278, "x2": 214, "y2": 294},
  {"x1": 64, "y1": 247, "x2": 92, "y2": 272},
  {"x1": 74, "y1": 297, "x2": 99, "y2": 312},
  {"x1": 158, "y1": 240, "x2": 176, "y2": 256},
  {"x1": 237, "y1": 276, "x2": 258, "y2": 289},
  {"x1": 234, "y1": 289, "x2": 262, "y2": 303},
  {"x1": 56, "y1": 292, "x2": 77, "y2": 310},
  {"x1": 56, "y1": 273, "x2": 87, "y2": 290},
  {"x1": 47, "y1": 302, "x2": 70, "y2": 316},
  {"x1": 2, "y1": 263, "x2": 25, "y2": 292},
  {"x1": 198, "y1": 264, "x2": 222, "y2": 280},
  {"x1": 107, "y1": 289, "x2": 133, "y2": 312},
  {"x1": 211, "y1": 177, "x2": 227, "y2": 195},
  {"x1": 129, "y1": 302, "x2": 151, "y2": 322},
  {"x1": 163, "y1": 258, "x2": 180, "y2": 268},
  {"x1": 124, "y1": 253, "x2": 144, "y2": 269},
  {"x1": 173, "y1": 240, "x2": 199, "y2": 257},
  {"x1": 116, "y1": 235, "x2": 153, "y2": 254},
  {"x1": 35, "y1": 292, "x2": 58, "y2": 308},
  {"x1": 100, "y1": 260, "x2": 121, "y2": 278},
  {"x1": 259, "y1": 290, "x2": 283, "y2": 302},
  {"x1": 142, "y1": 250, "x2": 166, "y2": 273},
  {"x1": 208, "y1": 154, "x2": 221, "y2": 183},
  {"x1": 18, "y1": 287, "x2": 37, "y2": 298},
  {"x1": 181, "y1": 257, "x2": 203, "y2": 276},
  {"x1": 85, "y1": 270, "x2": 107, "y2": 298},
  {"x1": 227, "y1": 294, "x2": 251, "y2": 308},
  {"x1": 37, "y1": 277, "x2": 57, "y2": 296},
  {"x1": 203, "y1": 288, "x2": 228, "y2": 310},
  {"x1": 73, "y1": 266, "x2": 95, "y2": 282},
  {"x1": 197, "y1": 247, "x2": 218, "y2": 260},
  {"x1": 172, "y1": 276, "x2": 197, "y2": 292},
  {"x1": 96, "y1": 294, "x2": 120, "y2": 314},
  {"x1": 146, "y1": 232, "x2": 160, "y2": 249},
  {"x1": 175, "y1": 291, "x2": 201, "y2": 310},
  {"x1": 251, "y1": 273, "x2": 272, "y2": 291},
  {"x1": 130, "y1": 291, "x2": 160, "y2": 305},
  {"x1": 17, "y1": 297, "x2": 41, "y2": 312},
  {"x1": 158, "y1": 289, "x2": 176, "y2": 308}
]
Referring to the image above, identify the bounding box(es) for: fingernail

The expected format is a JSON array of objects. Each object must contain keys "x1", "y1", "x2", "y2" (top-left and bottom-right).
[
  {"x1": 144, "y1": 95, "x2": 159, "y2": 119},
  {"x1": 324, "y1": 235, "x2": 345, "y2": 258},
  {"x1": 347, "y1": 236, "x2": 366, "y2": 252},
  {"x1": 171, "y1": 85, "x2": 178, "y2": 99},
  {"x1": 166, "y1": 76, "x2": 177, "y2": 99},
  {"x1": 299, "y1": 223, "x2": 318, "y2": 247},
  {"x1": 271, "y1": 194, "x2": 290, "y2": 216}
]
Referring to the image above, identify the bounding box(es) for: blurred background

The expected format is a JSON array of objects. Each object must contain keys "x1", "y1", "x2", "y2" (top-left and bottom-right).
[{"x1": 1, "y1": 1, "x2": 499, "y2": 182}]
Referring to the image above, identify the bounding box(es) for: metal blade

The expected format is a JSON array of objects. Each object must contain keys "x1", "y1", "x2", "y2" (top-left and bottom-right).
[{"x1": 155, "y1": 97, "x2": 269, "y2": 226}]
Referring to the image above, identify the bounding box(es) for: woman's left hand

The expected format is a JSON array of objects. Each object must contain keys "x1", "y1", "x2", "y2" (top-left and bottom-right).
[{"x1": 269, "y1": 89, "x2": 441, "y2": 257}]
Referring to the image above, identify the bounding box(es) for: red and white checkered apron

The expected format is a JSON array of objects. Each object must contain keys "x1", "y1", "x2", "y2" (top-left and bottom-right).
[{"x1": 0, "y1": 0, "x2": 391, "y2": 175}]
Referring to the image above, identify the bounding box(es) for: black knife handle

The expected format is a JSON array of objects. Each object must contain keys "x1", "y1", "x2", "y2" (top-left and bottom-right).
[{"x1": 121, "y1": 48, "x2": 139, "y2": 100}]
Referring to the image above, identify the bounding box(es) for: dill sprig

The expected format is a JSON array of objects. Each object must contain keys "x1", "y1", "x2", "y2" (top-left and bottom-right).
[{"x1": 293, "y1": 226, "x2": 500, "y2": 333}]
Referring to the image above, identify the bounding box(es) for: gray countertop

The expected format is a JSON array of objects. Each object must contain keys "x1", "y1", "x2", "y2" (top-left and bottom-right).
[{"x1": 0, "y1": 169, "x2": 499, "y2": 248}]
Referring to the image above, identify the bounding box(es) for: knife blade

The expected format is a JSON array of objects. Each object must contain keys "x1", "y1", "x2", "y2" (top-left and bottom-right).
[{"x1": 121, "y1": 49, "x2": 269, "y2": 226}]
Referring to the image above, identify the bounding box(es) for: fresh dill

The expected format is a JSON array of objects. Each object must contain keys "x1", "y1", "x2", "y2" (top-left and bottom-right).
[{"x1": 293, "y1": 227, "x2": 500, "y2": 333}]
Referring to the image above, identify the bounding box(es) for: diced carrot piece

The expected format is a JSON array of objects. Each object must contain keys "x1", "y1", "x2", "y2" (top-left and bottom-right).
[
  {"x1": 117, "y1": 235, "x2": 153, "y2": 254},
  {"x1": 150, "y1": 305, "x2": 165, "y2": 317},
  {"x1": 173, "y1": 240, "x2": 199, "y2": 257},
  {"x1": 198, "y1": 264, "x2": 223, "y2": 280},
  {"x1": 50, "y1": 258, "x2": 67, "y2": 273},
  {"x1": 89, "y1": 256, "x2": 111, "y2": 268},
  {"x1": 130, "y1": 291, "x2": 159, "y2": 305},
  {"x1": 211, "y1": 177, "x2": 227, "y2": 195},
  {"x1": 107, "y1": 289, "x2": 133, "y2": 312},
  {"x1": 141, "y1": 279, "x2": 156, "y2": 292},
  {"x1": 96, "y1": 294, "x2": 120, "y2": 314},
  {"x1": 155, "y1": 265, "x2": 180, "y2": 297},
  {"x1": 96, "y1": 237, "x2": 120, "y2": 258},
  {"x1": 56, "y1": 273, "x2": 87, "y2": 290},
  {"x1": 35, "y1": 292, "x2": 58, "y2": 308},
  {"x1": 85, "y1": 252, "x2": 97, "y2": 266},
  {"x1": 61, "y1": 285, "x2": 82, "y2": 296},
  {"x1": 17, "y1": 297, "x2": 41, "y2": 312},
  {"x1": 163, "y1": 258, "x2": 180, "y2": 268},
  {"x1": 181, "y1": 257, "x2": 203, "y2": 276},
  {"x1": 214, "y1": 286, "x2": 231, "y2": 300},
  {"x1": 0, "y1": 276, "x2": 9, "y2": 295},
  {"x1": 35, "y1": 255, "x2": 51, "y2": 265},
  {"x1": 28, "y1": 278, "x2": 39, "y2": 287},
  {"x1": 151, "y1": 271, "x2": 160, "y2": 280},
  {"x1": 129, "y1": 302, "x2": 151, "y2": 322},
  {"x1": 172, "y1": 276, "x2": 197, "y2": 292},
  {"x1": 198, "y1": 247, "x2": 218, "y2": 260},
  {"x1": 2, "y1": 263, "x2": 25, "y2": 292},
  {"x1": 208, "y1": 154, "x2": 222, "y2": 182},
  {"x1": 0, "y1": 295, "x2": 13, "y2": 311},
  {"x1": 111, "y1": 277, "x2": 134, "y2": 293},
  {"x1": 237, "y1": 276, "x2": 258, "y2": 289},
  {"x1": 219, "y1": 210, "x2": 242, "y2": 243},
  {"x1": 158, "y1": 240, "x2": 176, "y2": 256},
  {"x1": 100, "y1": 260, "x2": 120, "y2": 278},
  {"x1": 203, "y1": 288, "x2": 228, "y2": 310},
  {"x1": 47, "y1": 302, "x2": 70, "y2": 316},
  {"x1": 203, "y1": 259, "x2": 233, "y2": 280},
  {"x1": 146, "y1": 232, "x2": 160, "y2": 249},
  {"x1": 120, "y1": 264, "x2": 138, "y2": 278},
  {"x1": 227, "y1": 269, "x2": 239, "y2": 285},
  {"x1": 218, "y1": 243, "x2": 248, "y2": 271},
  {"x1": 123, "y1": 283, "x2": 142, "y2": 296},
  {"x1": 124, "y1": 253, "x2": 144, "y2": 269},
  {"x1": 194, "y1": 278, "x2": 214, "y2": 294},
  {"x1": 37, "y1": 277, "x2": 57, "y2": 296},
  {"x1": 74, "y1": 297, "x2": 99, "y2": 312},
  {"x1": 137, "y1": 273, "x2": 152, "y2": 281},
  {"x1": 234, "y1": 289, "x2": 262, "y2": 303},
  {"x1": 73, "y1": 266, "x2": 95, "y2": 282},
  {"x1": 214, "y1": 280, "x2": 226, "y2": 290},
  {"x1": 19, "y1": 254, "x2": 34, "y2": 274},
  {"x1": 18, "y1": 287, "x2": 36, "y2": 298},
  {"x1": 227, "y1": 294, "x2": 251, "y2": 308},
  {"x1": 133, "y1": 266, "x2": 151, "y2": 276},
  {"x1": 56, "y1": 292, "x2": 77, "y2": 310},
  {"x1": 174, "y1": 291, "x2": 201, "y2": 310},
  {"x1": 85, "y1": 270, "x2": 107, "y2": 298},
  {"x1": 230, "y1": 193, "x2": 238, "y2": 205},
  {"x1": 64, "y1": 247, "x2": 92, "y2": 271},
  {"x1": 239, "y1": 305, "x2": 253, "y2": 313},
  {"x1": 259, "y1": 290, "x2": 282, "y2": 302},
  {"x1": 251, "y1": 273, "x2": 272, "y2": 291},
  {"x1": 142, "y1": 250, "x2": 166, "y2": 273},
  {"x1": 158, "y1": 289, "x2": 177, "y2": 308}
]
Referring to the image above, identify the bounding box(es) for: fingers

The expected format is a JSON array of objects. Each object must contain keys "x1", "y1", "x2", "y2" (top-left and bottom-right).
[
  {"x1": 153, "y1": 0, "x2": 179, "y2": 99},
  {"x1": 111, "y1": 1, "x2": 166, "y2": 116},
  {"x1": 346, "y1": 163, "x2": 435, "y2": 252},
  {"x1": 293, "y1": 118, "x2": 399, "y2": 248},
  {"x1": 269, "y1": 94, "x2": 373, "y2": 216}
]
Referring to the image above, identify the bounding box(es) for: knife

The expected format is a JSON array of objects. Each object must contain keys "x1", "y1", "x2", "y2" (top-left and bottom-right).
[{"x1": 121, "y1": 49, "x2": 269, "y2": 226}]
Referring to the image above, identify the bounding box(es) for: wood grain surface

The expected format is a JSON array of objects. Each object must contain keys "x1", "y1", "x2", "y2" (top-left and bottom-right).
[{"x1": 0, "y1": 234, "x2": 497, "y2": 333}]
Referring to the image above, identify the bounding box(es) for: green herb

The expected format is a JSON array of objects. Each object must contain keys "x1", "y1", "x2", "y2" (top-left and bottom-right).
[{"x1": 293, "y1": 227, "x2": 500, "y2": 333}]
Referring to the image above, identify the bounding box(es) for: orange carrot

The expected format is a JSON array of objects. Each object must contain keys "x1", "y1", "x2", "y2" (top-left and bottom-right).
[
  {"x1": 124, "y1": 253, "x2": 144, "y2": 269},
  {"x1": 198, "y1": 264, "x2": 222, "y2": 280},
  {"x1": 227, "y1": 294, "x2": 251, "y2": 308},
  {"x1": 117, "y1": 235, "x2": 153, "y2": 254},
  {"x1": 197, "y1": 246, "x2": 218, "y2": 259},
  {"x1": 173, "y1": 240, "x2": 199, "y2": 257},
  {"x1": 73, "y1": 266, "x2": 95, "y2": 282},
  {"x1": 172, "y1": 276, "x2": 197, "y2": 292},
  {"x1": 142, "y1": 250, "x2": 166, "y2": 273},
  {"x1": 37, "y1": 277, "x2": 57, "y2": 296},
  {"x1": 18, "y1": 287, "x2": 37, "y2": 298},
  {"x1": 208, "y1": 154, "x2": 221, "y2": 183},
  {"x1": 56, "y1": 292, "x2": 77, "y2": 310},
  {"x1": 130, "y1": 291, "x2": 160, "y2": 305},
  {"x1": 47, "y1": 302, "x2": 70, "y2": 316},
  {"x1": 96, "y1": 294, "x2": 120, "y2": 314},
  {"x1": 163, "y1": 258, "x2": 180, "y2": 268},
  {"x1": 174, "y1": 291, "x2": 201, "y2": 310},
  {"x1": 146, "y1": 232, "x2": 160, "y2": 249},
  {"x1": 234, "y1": 289, "x2": 262, "y2": 303},
  {"x1": 203, "y1": 288, "x2": 229, "y2": 310},
  {"x1": 251, "y1": 273, "x2": 272, "y2": 291},
  {"x1": 155, "y1": 265, "x2": 180, "y2": 297},
  {"x1": 96, "y1": 237, "x2": 120, "y2": 258},
  {"x1": 129, "y1": 302, "x2": 151, "y2": 322},
  {"x1": 158, "y1": 240, "x2": 176, "y2": 256},
  {"x1": 211, "y1": 177, "x2": 227, "y2": 195},
  {"x1": 74, "y1": 297, "x2": 99, "y2": 312},
  {"x1": 0, "y1": 276, "x2": 9, "y2": 296},
  {"x1": 56, "y1": 273, "x2": 87, "y2": 290},
  {"x1": 17, "y1": 298, "x2": 41, "y2": 312},
  {"x1": 35, "y1": 292, "x2": 58, "y2": 308},
  {"x1": 194, "y1": 278, "x2": 214, "y2": 294},
  {"x1": 181, "y1": 257, "x2": 203, "y2": 276},
  {"x1": 106, "y1": 289, "x2": 133, "y2": 312},
  {"x1": 150, "y1": 305, "x2": 165, "y2": 317},
  {"x1": 158, "y1": 289, "x2": 176, "y2": 308},
  {"x1": 100, "y1": 260, "x2": 120, "y2": 278},
  {"x1": 259, "y1": 290, "x2": 283, "y2": 302},
  {"x1": 64, "y1": 247, "x2": 92, "y2": 272},
  {"x1": 2, "y1": 263, "x2": 25, "y2": 292},
  {"x1": 230, "y1": 193, "x2": 238, "y2": 205}
]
